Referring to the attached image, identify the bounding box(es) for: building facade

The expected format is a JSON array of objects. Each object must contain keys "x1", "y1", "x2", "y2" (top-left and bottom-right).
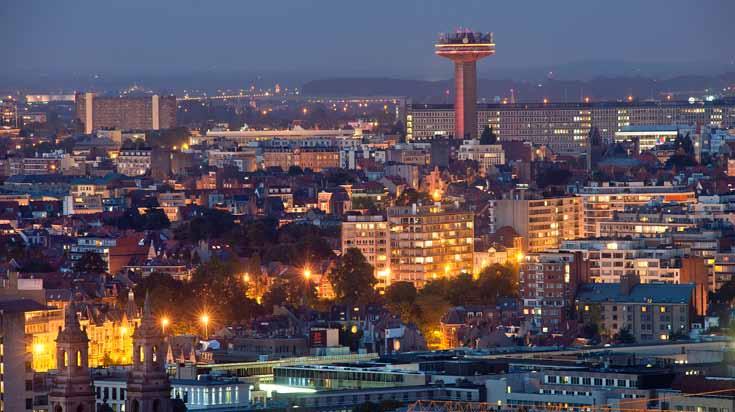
[
  {"x1": 578, "y1": 182, "x2": 697, "y2": 238},
  {"x1": 494, "y1": 191, "x2": 583, "y2": 252},
  {"x1": 341, "y1": 215, "x2": 391, "y2": 290},
  {"x1": 576, "y1": 279, "x2": 695, "y2": 342},
  {"x1": 519, "y1": 252, "x2": 588, "y2": 333},
  {"x1": 406, "y1": 99, "x2": 735, "y2": 156},
  {"x1": 75, "y1": 93, "x2": 176, "y2": 134},
  {"x1": 388, "y1": 203, "x2": 474, "y2": 287}
]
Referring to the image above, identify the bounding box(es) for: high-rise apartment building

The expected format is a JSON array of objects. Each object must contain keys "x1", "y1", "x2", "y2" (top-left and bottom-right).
[
  {"x1": 494, "y1": 191, "x2": 583, "y2": 253},
  {"x1": 75, "y1": 92, "x2": 176, "y2": 134},
  {"x1": 341, "y1": 215, "x2": 391, "y2": 291},
  {"x1": 578, "y1": 182, "x2": 697, "y2": 238},
  {"x1": 387, "y1": 203, "x2": 474, "y2": 287},
  {"x1": 406, "y1": 99, "x2": 735, "y2": 156}
]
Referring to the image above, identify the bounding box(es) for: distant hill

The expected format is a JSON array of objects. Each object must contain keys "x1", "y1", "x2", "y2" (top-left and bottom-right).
[{"x1": 302, "y1": 73, "x2": 735, "y2": 102}]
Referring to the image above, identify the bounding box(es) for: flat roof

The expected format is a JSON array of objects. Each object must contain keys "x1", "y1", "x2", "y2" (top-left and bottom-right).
[{"x1": 0, "y1": 298, "x2": 48, "y2": 313}]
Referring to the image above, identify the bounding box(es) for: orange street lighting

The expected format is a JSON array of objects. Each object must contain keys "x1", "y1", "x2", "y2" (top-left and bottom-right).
[
  {"x1": 243, "y1": 273, "x2": 250, "y2": 283},
  {"x1": 516, "y1": 252, "x2": 525, "y2": 264},
  {"x1": 200, "y1": 313, "x2": 210, "y2": 339},
  {"x1": 303, "y1": 268, "x2": 312, "y2": 280},
  {"x1": 161, "y1": 317, "x2": 170, "y2": 334}
]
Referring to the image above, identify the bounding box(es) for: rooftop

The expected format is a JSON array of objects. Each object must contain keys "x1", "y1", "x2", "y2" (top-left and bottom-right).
[{"x1": 576, "y1": 283, "x2": 695, "y2": 304}]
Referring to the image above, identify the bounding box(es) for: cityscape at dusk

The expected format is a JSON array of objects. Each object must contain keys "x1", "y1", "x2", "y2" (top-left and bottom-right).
[{"x1": 2, "y1": 1, "x2": 735, "y2": 412}]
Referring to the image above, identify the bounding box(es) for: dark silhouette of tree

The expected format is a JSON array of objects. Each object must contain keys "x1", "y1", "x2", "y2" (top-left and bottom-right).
[
  {"x1": 327, "y1": 248, "x2": 377, "y2": 306},
  {"x1": 385, "y1": 281, "x2": 419, "y2": 321},
  {"x1": 614, "y1": 326, "x2": 636, "y2": 344},
  {"x1": 288, "y1": 165, "x2": 304, "y2": 176},
  {"x1": 479, "y1": 126, "x2": 497, "y2": 145},
  {"x1": 74, "y1": 251, "x2": 107, "y2": 274}
]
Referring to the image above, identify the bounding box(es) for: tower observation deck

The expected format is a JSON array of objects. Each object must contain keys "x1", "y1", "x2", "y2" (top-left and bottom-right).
[{"x1": 435, "y1": 30, "x2": 495, "y2": 139}]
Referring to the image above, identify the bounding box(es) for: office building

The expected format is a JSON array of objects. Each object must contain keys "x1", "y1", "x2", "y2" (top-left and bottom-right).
[
  {"x1": 578, "y1": 182, "x2": 696, "y2": 238},
  {"x1": 273, "y1": 364, "x2": 426, "y2": 390},
  {"x1": 406, "y1": 98, "x2": 735, "y2": 155},
  {"x1": 387, "y1": 203, "x2": 474, "y2": 287},
  {"x1": 494, "y1": 190, "x2": 583, "y2": 252},
  {"x1": 200, "y1": 127, "x2": 356, "y2": 145},
  {"x1": 75, "y1": 92, "x2": 176, "y2": 134},
  {"x1": 613, "y1": 125, "x2": 689, "y2": 152}
]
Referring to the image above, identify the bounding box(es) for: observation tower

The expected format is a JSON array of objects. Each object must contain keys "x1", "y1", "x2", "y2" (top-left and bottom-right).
[{"x1": 435, "y1": 29, "x2": 495, "y2": 139}]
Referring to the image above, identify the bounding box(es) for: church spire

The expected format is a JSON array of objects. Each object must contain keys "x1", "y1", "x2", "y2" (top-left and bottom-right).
[
  {"x1": 50, "y1": 301, "x2": 95, "y2": 412},
  {"x1": 127, "y1": 289, "x2": 173, "y2": 412}
]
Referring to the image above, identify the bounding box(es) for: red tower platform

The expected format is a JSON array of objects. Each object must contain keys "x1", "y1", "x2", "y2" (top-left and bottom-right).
[{"x1": 435, "y1": 30, "x2": 495, "y2": 139}]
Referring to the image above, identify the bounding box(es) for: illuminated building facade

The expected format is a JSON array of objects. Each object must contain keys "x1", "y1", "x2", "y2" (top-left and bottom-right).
[
  {"x1": 578, "y1": 182, "x2": 697, "y2": 238},
  {"x1": 341, "y1": 215, "x2": 391, "y2": 290},
  {"x1": 116, "y1": 146, "x2": 152, "y2": 176},
  {"x1": 27, "y1": 302, "x2": 140, "y2": 372},
  {"x1": 406, "y1": 99, "x2": 735, "y2": 155},
  {"x1": 261, "y1": 147, "x2": 340, "y2": 172},
  {"x1": 519, "y1": 252, "x2": 588, "y2": 333},
  {"x1": 75, "y1": 92, "x2": 176, "y2": 134},
  {"x1": 457, "y1": 139, "x2": 505, "y2": 174},
  {"x1": 434, "y1": 30, "x2": 495, "y2": 139},
  {"x1": 576, "y1": 279, "x2": 695, "y2": 342},
  {"x1": 388, "y1": 203, "x2": 474, "y2": 287},
  {"x1": 613, "y1": 125, "x2": 684, "y2": 152},
  {"x1": 494, "y1": 191, "x2": 583, "y2": 253}
]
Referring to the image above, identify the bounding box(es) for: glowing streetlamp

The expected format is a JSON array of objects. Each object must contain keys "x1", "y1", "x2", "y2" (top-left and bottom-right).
[
  {"x1": 161, "y1": 317, "x2": 170, "y2": 334},
  {"x1": 200, "y1": 313, "x2": 210, "y2": 339},
  {"x1": 515, "y1": 252, "x2": 525, "y2": 264},
  {"x1": 303, "y1": 268, "x2": 312, "y2": 280},
  {"x1": 243, "y1": 272, "x2": 250, "y2": 283}
]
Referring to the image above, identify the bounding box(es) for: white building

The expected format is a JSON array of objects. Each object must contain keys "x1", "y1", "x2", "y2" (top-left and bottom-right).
[{"x1": 457, "y1": 139, "x2": 505, "y2": 174}]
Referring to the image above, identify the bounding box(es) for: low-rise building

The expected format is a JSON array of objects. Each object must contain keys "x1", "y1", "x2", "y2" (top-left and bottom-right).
[{"x1": 576, "y1": 276, "x2": 695, "y2": 342}]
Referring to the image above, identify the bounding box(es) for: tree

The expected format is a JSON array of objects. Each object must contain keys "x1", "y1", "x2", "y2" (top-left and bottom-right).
[
  {"x1": 288, "y1": 165, "x2": 304, "y2": 176},
  {"x1": 385, "y1": 282, "x2": 419, "y2": 321},
  {"x1": 327, "y1": 248, "x2": 377, "y2": 306},
  {"x1": 615, "y1": 326, "x2": 636, "y2": 344},
  {"x1": 74, "y1": 251, "x2": 107, "y2": 274},
  {"x1": 475, "y1": 263, "x2": 519, "y2": 303},
  {"x1": 480, "y1": 126, "x2": 497, "y2": 145}
]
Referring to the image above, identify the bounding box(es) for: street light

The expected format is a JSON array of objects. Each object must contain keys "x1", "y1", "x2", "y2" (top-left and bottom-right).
[
  {"x1": 200, "y1": 313, "x2": 210, "y2": 339},
  {"x1": 303, "y1": 268, "x2": 312, "y2": 280},
  {"x1": 515, "y1": 252, "x2": 525, "y2": 264},
  {"x1": 161, "y1": 317, "x2": 170, "y2": 334},
  {"x1": 243, "y1": 272, "x2": 250, "y2": 283}
]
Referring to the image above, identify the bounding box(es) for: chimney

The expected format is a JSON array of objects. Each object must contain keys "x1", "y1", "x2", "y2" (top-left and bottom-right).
[{"x1": 619, "y1": 273, "x2": 640, "y2": 296}]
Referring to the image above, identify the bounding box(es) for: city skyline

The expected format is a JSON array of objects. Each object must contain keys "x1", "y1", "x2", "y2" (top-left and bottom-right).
[{"x1": 3, "y1": 0, "x2": 735, "y2": 82}]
